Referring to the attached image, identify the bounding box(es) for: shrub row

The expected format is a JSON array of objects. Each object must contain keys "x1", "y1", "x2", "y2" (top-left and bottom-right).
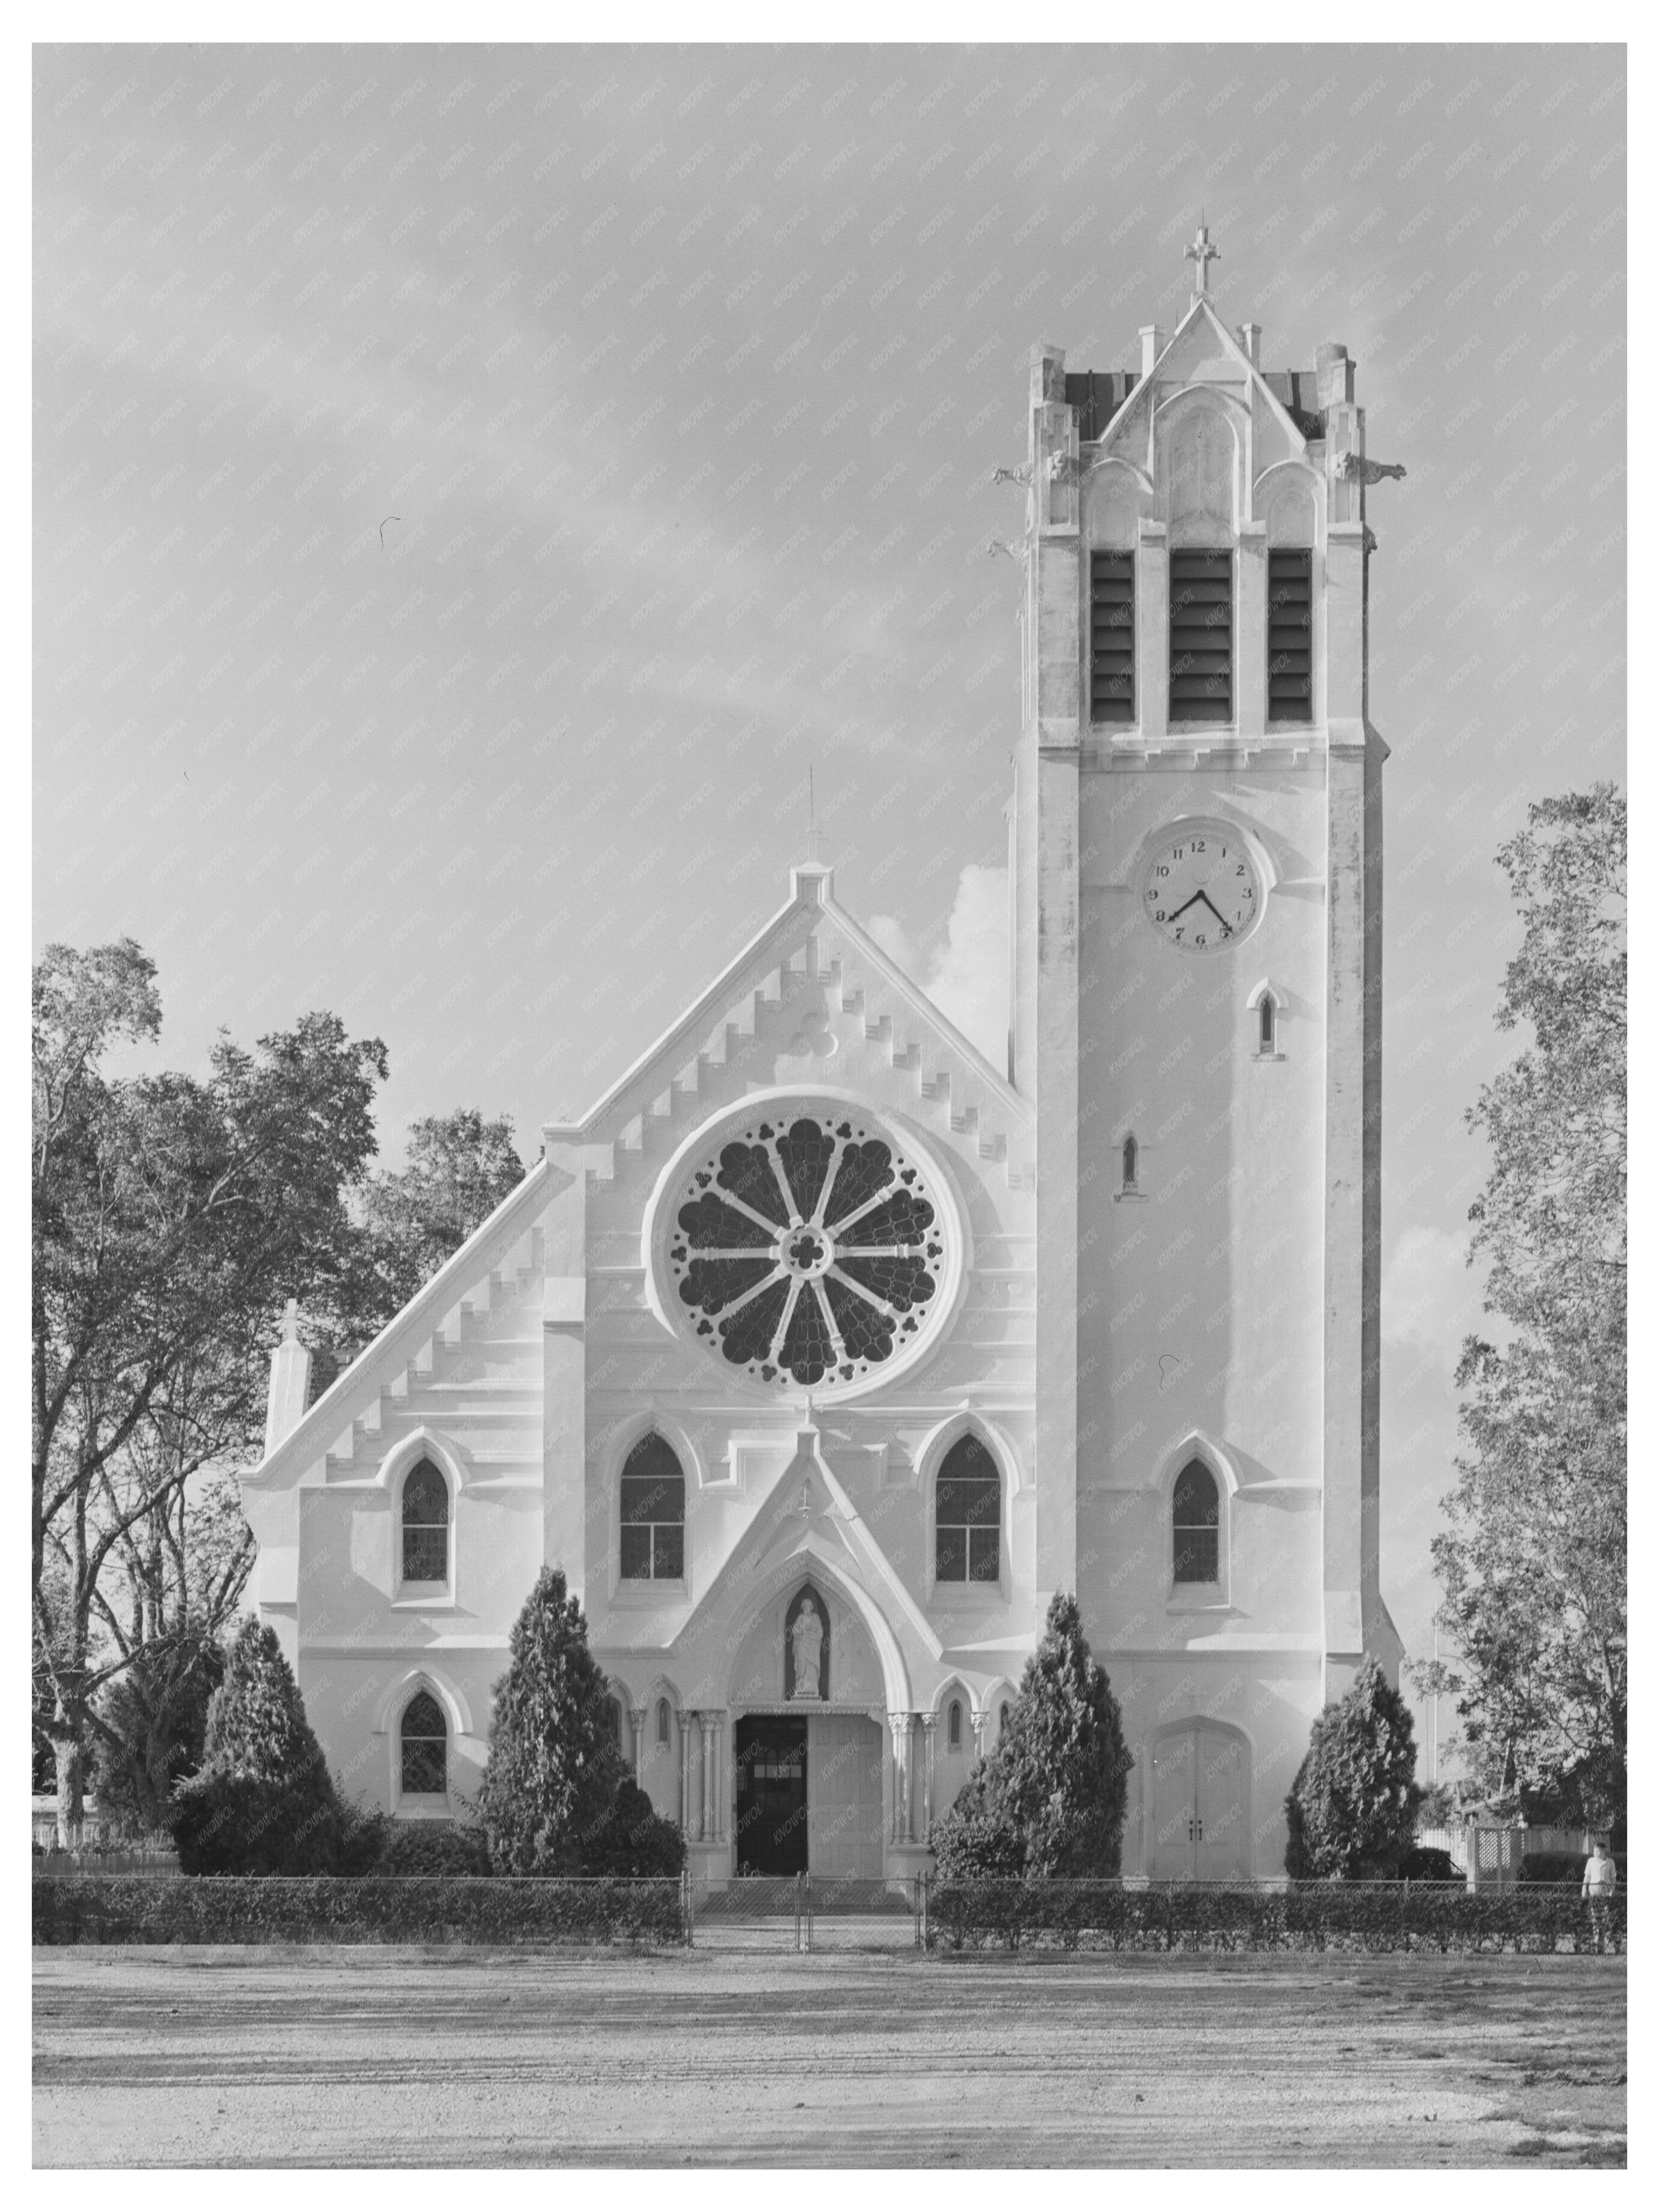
[
  {"x1": 925, "y1": 1879, "x2": 1627, "y2": 1955},
  {"x1": 33, "y1": 1874, "x2": 685, "y2": 1947}
]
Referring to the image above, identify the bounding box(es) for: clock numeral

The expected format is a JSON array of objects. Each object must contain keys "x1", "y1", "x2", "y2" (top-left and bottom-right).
[
  {"x1": 1192, "y1": 838, "x2": 1206, "y2": 852},
  {"x1": 1236, "y1": 864, "x2": 1247, "y2": 876},
  {"x1": 1155, "y1": 864, "x2": 1170, "y2": 877},
  {"x1": 1152, "y1": 910, "x2": 1167, "y2": 922}
]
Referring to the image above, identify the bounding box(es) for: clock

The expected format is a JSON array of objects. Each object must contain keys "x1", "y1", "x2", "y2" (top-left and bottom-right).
[{"x1": 1140, "y1": 823, "x2": 1262, "y2": 953}]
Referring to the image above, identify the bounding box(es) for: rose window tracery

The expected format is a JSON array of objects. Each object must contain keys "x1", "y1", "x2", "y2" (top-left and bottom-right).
[{"x1": 666, "y1": 1111, "x2": 948, "y2": 1390}]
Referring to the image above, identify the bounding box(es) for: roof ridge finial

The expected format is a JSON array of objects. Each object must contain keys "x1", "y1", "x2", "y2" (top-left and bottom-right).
[{"x1": 1185, "y1": 214, "x2": 1220, "y2": 302}]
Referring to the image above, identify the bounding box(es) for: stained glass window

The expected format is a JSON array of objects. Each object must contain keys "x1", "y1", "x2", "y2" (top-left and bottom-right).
[
  {"x1": 935, "y1": 1435, "x2": 1001, "y2": 1583},
  {"x1": 400, "y1": 1691, "x2": 447, "y2": 1794},
  {"x1": 401, "y1": 1461, "x2": 448, "y2": 1583},
  {"x1": 620, "y1": 1434, "x2": 685, "y2": 1579},
  {"x1": 667, "y1": 1112, "x2": 947, "y2": 1390},
  {"x1": 1173, "y1": 1459, "x2": 1221, "y2": 1584}
]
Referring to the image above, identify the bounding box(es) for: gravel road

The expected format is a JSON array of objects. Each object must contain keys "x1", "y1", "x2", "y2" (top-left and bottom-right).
[{"x1": 33, "y1": 1943, "x2": 1626, "y2": 2167}]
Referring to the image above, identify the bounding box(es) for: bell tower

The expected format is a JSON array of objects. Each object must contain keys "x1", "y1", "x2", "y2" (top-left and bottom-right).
[{"x1": 1011, "y1": 230, "x2": 1403, "y2": 1875}]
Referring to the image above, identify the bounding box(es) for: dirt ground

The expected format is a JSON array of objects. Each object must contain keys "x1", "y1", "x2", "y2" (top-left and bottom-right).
[{"x1": 33, "y1": 1938, "x2": 1626, "y2": 2168}]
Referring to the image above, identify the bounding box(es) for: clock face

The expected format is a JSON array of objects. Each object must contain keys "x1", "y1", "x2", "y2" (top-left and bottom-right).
[{"x1": 1140, "y1": 824, "x2": 1262, "y2": 953}]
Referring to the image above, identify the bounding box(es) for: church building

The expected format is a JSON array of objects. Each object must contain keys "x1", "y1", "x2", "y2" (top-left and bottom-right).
[{"x1": 241, "y1": 233, "x2": 1403, "y2": 1883}]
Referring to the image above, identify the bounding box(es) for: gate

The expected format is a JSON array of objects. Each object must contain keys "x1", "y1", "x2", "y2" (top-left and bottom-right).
[{"x1": 683, "y1": 1869, "x2": 925, "y2": 1950}]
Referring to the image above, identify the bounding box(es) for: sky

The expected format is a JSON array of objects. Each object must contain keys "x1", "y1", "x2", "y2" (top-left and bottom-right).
[{"x1": 32, "y1": 42, "x2": 1627, "y2": 1759}]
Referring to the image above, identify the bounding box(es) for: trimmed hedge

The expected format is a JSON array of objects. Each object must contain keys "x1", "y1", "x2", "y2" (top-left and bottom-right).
[
  {"x1": 33, "y1": 1874, "x2": 685, "y2": 1947},
  {"x1": 926, "y1": 1879, "x2": 1627, "y2": 1955}
]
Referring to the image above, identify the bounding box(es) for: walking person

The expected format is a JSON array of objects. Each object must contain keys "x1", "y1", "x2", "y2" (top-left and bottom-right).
[{"x1": 1580, "y1": 1834, "x2": 1618, "y2": 1951}]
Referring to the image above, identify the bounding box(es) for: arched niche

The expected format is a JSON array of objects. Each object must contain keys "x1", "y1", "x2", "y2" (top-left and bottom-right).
[
  {"x1": 727, "y1": 1575, "x2": 882, "y2": 1708},
  {"x1": 1160, "y1": 397, "x2": 1240, "y2": 546},
  {"x1": 1085, "y1": 467, "x2": 1144, "y2": 550},
  {"x1": 1265, "y1": 475, "x2": 1318, "y2": 548}
]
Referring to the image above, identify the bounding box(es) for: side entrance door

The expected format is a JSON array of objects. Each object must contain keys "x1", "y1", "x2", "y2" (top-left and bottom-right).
[
  {"x1": 1148, "y1": 1724, "x2": 1250, "y2": 1879},
  {"x1": 734, "y1": 1714, "x2": 807, "y2": 1876}
]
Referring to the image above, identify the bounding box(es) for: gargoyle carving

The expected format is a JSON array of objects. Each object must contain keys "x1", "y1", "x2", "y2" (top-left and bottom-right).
[
  {"x1": 1338, "y1": 453, "x2": 1407, "y2": 485},
  {"x1": 991, "y1": 463, "x2": 1032, "y2": 487}
]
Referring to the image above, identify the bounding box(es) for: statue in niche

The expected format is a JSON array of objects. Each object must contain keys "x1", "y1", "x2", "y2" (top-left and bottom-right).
[{"x1": 784, "y1": 1585, "x2": 829, "y2": 1701}]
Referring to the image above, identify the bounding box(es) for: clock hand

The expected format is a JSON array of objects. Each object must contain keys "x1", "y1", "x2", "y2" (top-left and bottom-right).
[
  {"x1": 1166, "y1": 890, "x2": 1207, "y2": 920},
  {"x1": 1193, "y1": 889, "x2": 1231, "y2": 928}
]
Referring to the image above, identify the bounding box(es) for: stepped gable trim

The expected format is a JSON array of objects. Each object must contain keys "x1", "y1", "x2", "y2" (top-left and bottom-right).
[
  {"x1": 1097, "y1": 295, "x2": 1315, "y2": 467},
  {"x1": 544, "y1": 860, "x2": 1031, "y2": 1148},
  {"x1": 243, "y1": 1155, "x2": 555, "y2": 1497},
  {"x1": 543, "y1": 868, "x2": 825, "y2": 1148},
  {"x1": 819, "y1": 891, "x2": 1032, "y2": 1128}
]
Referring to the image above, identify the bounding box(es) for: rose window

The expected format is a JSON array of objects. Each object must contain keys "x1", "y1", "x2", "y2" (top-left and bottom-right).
[{"x1": 667, "y1": 1112, "x2": 948, "y2": 1390}]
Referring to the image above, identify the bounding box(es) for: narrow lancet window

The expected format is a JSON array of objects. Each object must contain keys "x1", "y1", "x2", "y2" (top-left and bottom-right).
[
  {"x1": 1122, "y1": 1134, "x2": 1138, "y2": 1190},
  {"x1": 1259, "y1": 994, "x2": 1277, "y2": 1054}
]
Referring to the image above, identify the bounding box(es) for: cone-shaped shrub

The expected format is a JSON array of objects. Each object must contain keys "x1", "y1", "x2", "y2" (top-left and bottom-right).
[
  {"x1": 171, "y1": 1619, "x2": 343, "y2": 1874},
  {"x1": 931, "y1": 1592, "x2": 1132, "y2": 1878},
  {"x1": 1284, "y1": 1655, "x2": 1423, "y2": 1879},
  {"x1": 477, "y1": 1566, "x2": 627, "y2": 1874},
  {"x1": 582, "y1": 1776, "x2": 687, "y2": 1876}
]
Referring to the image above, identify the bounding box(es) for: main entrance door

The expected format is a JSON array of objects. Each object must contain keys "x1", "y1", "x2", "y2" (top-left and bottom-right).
[
  {"x1": 1149, "y1": 1724, "x2": 1250, "y2": 1879},
  {"x1": 805, "y1": 1714, "x2": 884, "y2": 1879},
  {"x1": 734, "y1": 1714, "x2": 807, "y2": 1876}
]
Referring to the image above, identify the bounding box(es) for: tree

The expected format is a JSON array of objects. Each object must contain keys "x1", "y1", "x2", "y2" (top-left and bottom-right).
[
  {"x1": 476, "y1": 1568, "x2": 625, "y2": 1874},
  {"x1": 341, "y1": 1109, "x2": 526, "y2": 1353},
  {"x1": 89, "y1": 1633, "x2": 224, "y2": 1840},
  {"x1": 32, "y1": 939, "x2": 386, "y2": 1841},
  {"x1": 1427, "y1": 787, "x2": 1626, "y2": 1829},
  {"x1": 171, "y1": 1620, "x2": 342, "y2": 1873},
  {"x1": 1284, "y1": 1658, "x2": 1423, "y2": 1879},
  {"x1": 930, "y1": 1592, "x2": 1132, "y2": 1879}
]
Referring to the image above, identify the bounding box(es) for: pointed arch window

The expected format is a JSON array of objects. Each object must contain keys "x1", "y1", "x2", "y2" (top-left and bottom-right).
[
  {"x1": 1173, "y1": 1459, "x2": 1221, "y2": 1585},
  {"x1": 620, "y1": 1434, "x2": 686, "y2": 1581},
  {"x1": 656, "y1": 1698, "x2": 672, "y2": 1747},
  {"x1": 1257, "y1": 992, "x2": 1277, "y2": 1054},
  {"x1": 400, "y1": 1690, "x2": 448, "y2": 1796},
  {"x1": 999, "y1": 1701, "x2": 1011, "y2": 1733},
  {"x1": 935, "y1": 1434, "x2": 1001, "y2": 1583},
  {"x1": 947, "y1": 1699, "x2": 963, "y2": 1751},
  {"x1": 1122, "y1": 1134, "x2": 1138, "y2": 1190},
  {"x1": 401, "y1": 1461, "x2": 449, "y2": 1583}
]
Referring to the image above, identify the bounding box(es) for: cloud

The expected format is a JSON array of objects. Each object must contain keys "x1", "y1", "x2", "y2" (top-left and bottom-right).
[
  {"x1": 1381, "y1": 1226, "x2": 1486, "y2": 1358},
  {"x1": 874, "y1": 865, "x2": 1009, "y2": 1070}
]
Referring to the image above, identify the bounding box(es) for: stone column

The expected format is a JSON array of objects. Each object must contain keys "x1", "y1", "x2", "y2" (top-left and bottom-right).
[
  {"x1": 677, "y1": 1709, "x2": 691, "y2": 1835},
  {"x1": 629, "y1": 1708, "x2": 646, "y2": 1789},
  {"x1": 697, "y1": 1712, "x2": 716, "y2": 1841},
  {"x1": 920, "y1": 1712, "x2": 937, "y2": 1843},
  {"x1": 889, "y1": 1713, "x2": 914, "y2": 1845},
  {"x1": 710, "y1": 1712, "x2": 727, "y2": 1842}
]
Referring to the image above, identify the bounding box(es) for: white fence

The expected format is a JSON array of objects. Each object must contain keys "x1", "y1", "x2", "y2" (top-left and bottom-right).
[{"x1": 1417, "y1": 1823, "x2": 1594, "y2": 1888}]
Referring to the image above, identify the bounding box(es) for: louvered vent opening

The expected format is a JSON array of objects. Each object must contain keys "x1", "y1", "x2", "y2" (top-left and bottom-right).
[
  {"x1": 1169, "y1": 549, "x2": 1233, "y2": 723},
  {"x1": 1268, "y1": 549, "x2": 1313, "y2": 722},
  {"x1": 1090, "y1": 550, "x2": 1135, "y2": 725}
]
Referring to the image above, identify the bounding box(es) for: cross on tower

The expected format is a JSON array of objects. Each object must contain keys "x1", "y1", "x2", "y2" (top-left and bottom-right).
[{"x1": 1185, "y1": 217, "x2": 1220, "y2": 298}]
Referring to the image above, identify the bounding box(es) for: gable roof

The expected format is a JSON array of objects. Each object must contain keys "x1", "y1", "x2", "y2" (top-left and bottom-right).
[
  {"x1": 1094, "y1": 294, "x2": 1321, "y2": 464},
  {"x1": 246, "y1": 861, "x2": 1029, "y2": 1497}
]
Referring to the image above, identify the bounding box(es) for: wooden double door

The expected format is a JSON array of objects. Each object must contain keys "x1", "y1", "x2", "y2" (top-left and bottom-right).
[
  {"x1": 733, "y1": 1712, "x2": 884, "y2": 1878},
  {"x1": 1149, "y1": 1724, "x2": 1250, "y2": 1880}
]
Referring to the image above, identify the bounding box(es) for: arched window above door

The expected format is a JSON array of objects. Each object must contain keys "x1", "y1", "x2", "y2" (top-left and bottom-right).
[{"x1": 1172, "y1": 1459, "x2": 1221, "y2": 1585}]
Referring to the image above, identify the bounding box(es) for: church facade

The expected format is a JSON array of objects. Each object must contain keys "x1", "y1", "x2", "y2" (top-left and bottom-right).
[{"x1": 241, "y1": 240, "x2": 1402, "y2": 1883}]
